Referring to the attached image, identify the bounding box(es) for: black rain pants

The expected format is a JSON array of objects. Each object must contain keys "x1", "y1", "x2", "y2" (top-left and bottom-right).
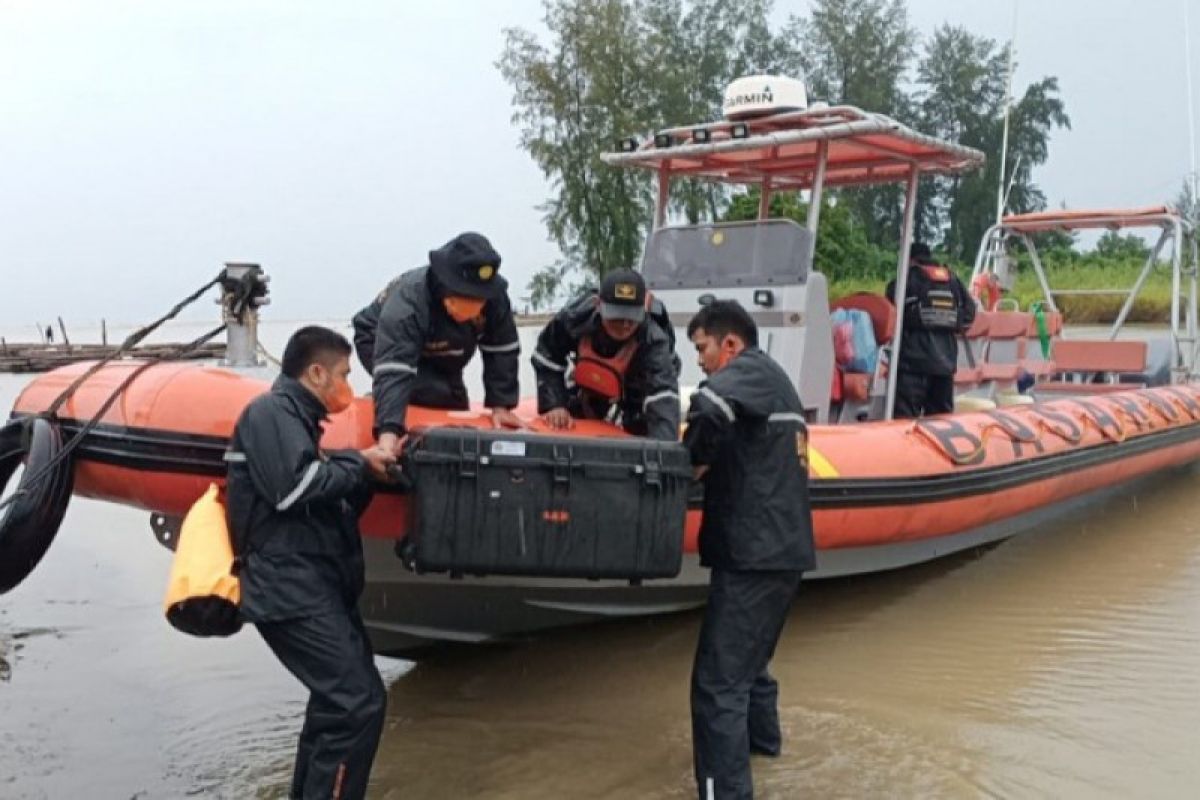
[
  {"x1": 257, "y1": 608, "x2": 387, "y2": 800},
  {"x1": 692, "y1": 568, "x2": 802, "y2": 800}
]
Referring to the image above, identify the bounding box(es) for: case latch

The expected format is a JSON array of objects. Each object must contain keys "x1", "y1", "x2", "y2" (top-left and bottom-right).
[
  {"x1": 641, "y1": 444, "x2": 664, "y2": 489},
  {"x1": 458, "y1": 432, "x2": 481, "y2": 478},
  {"x1": 551, "y1": 444, "x2": 572, "y2": 485}
]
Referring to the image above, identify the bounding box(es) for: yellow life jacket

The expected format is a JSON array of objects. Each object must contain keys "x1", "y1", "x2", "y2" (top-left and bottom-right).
[{"x1": 163, "y1": 483, "x2": 243, "y2": 637}]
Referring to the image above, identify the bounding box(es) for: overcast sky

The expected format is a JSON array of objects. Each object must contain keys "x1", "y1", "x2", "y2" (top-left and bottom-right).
[{"x1": 2, "y1": 1, "x2": 1197, "y2": 326}]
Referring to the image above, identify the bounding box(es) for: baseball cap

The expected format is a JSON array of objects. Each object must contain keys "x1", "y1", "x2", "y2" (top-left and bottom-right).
[{"x1": 598, "y1": 269, "x2": 647, "y2": 323}]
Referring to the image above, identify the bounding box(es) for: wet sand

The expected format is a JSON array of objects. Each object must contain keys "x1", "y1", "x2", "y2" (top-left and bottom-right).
[{"x1": 3, "y1": 321, "x2": 1200, "y2": 798}]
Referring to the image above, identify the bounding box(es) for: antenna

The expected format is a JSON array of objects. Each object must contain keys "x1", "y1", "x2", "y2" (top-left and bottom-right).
[
  {"x1": 995, "y1": 0, "x2": 1019, "y2": 225},
  {"x1": 1185, "y1": 0, "x2": 1198, "y2": 221}
]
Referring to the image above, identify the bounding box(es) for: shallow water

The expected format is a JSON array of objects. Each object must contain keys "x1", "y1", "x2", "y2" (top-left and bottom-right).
[{"x1": 2, "y1": 320, "x2": 1200, "y2": 798}]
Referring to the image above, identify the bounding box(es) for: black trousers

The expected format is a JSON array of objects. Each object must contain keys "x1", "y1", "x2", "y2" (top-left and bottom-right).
[
  {"x1": 257, "y1": 609, "x2": 387, "y2": 800},
  {"x1": 893, "y1": 370, "x2": 954, "y2": 419},
  {"x1": 692, "y1": 568, "x2": 803, "y2": 800}
]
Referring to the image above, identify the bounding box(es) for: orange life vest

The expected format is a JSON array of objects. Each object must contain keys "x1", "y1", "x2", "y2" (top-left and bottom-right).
[{"x1": 574, "y1": 335, "x2": 639, "y2": 402}]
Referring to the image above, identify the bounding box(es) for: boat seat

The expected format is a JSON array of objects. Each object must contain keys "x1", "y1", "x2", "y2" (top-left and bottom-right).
[
  {"x1": 954, "y1": 312, "x2": 990, "y2": 390},
  {"x1": 977, "y1": 311, "x2": 1032, "y2": 394},
  {"x1": 1018, "y1": 339, "x2": 1056, "y2": 379},
  {"x1": 981, "y1": 362, "x2": 1022, "y2": 382},
  {"x1": 1025, "y1": 310, "x2": 1064, "y2": 337},
  {"x1": 1020, "y1": 311, "x2": 1060, "y2": 378},
  {"x1": 954, "y1": 366, "x2": 983, "y2": 386},
  {"x1": 1034, "y1": 340, "x2": 1149, "y2": 396},
  {"x1": 1035, "y1": 381, "x2": 1145, "y2": 394},
  {"x1": 985, "y1": 311, "x2": 1032, "y2": 350},
  {"x1": 1047, "y1": 339, "x2": 1147, "y2": 372}
]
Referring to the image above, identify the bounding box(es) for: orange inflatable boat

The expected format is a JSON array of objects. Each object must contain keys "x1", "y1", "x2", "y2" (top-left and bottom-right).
[
  {"x1": 7, "y1": 77, "x2": 1200, "y2": 654},
  {"x1": 11, "y1": 357, "x2": 1200, "y2": 549}
]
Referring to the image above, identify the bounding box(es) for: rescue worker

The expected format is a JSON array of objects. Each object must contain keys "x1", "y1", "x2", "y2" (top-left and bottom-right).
[
  {"x1": 885, "y1": 241, "x2": 976, "y2": 418},
  {"x1": 532, "y1": 269, "x2": 680, "y2": 440},
  {"x1": 225, "y1": 325, "x2": 395, "y2": 800},
  {"x1": 683, "y1": 300, "x2": 816, "y2": 800},
  {"x1": 352, "y1": 231, "x2": 523, "y2": 456}
]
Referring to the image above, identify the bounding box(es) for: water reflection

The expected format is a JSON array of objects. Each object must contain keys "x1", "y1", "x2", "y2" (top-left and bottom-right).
[{"x1": 365, "y1": 467, "x2": 1200, "y2": 799}]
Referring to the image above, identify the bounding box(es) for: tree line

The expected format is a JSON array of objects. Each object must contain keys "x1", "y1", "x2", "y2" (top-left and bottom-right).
[{"x1": 498, "y1": 0, "x2": 1073, "y2": 307}]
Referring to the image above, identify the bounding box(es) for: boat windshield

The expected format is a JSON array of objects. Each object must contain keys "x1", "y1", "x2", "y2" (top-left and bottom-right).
[{"x1": 642, "y1": 219, "x2": 812, "y2": 290}]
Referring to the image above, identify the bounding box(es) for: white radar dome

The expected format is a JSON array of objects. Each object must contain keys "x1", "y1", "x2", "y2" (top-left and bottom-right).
[{"x1": 722, "y1": 75, "x2": 808, "y2": 120}]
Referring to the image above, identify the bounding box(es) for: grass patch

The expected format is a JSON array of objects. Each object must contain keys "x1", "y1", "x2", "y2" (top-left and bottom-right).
[{"x1": 827, "y1": 260, "x2": 1181, "y2": 324}]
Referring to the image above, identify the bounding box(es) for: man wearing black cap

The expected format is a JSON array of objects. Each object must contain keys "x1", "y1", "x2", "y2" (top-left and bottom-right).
[
  {"x1": 885, "y1": 241, "x2": 976, "y2": 418},
  {"x1": 353, "y1": 232, "x2": 523, "y2": 454},
  {"x1": 532, "y1": 269, "x2": 680, "y2": 440}
]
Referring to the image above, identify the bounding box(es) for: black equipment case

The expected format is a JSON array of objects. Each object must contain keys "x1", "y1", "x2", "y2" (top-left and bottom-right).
[{"x1": 402, "y1": 428, "x2": 692, "y2": 580}]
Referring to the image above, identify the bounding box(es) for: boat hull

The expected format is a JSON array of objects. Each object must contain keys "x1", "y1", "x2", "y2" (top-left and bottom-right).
[{"x1": 11, "y1": 362, "x2": 1200, "y2": 652}]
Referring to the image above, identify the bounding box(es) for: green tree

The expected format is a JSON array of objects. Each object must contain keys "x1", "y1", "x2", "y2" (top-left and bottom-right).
[
  {"x1": 792, "y1": 0, "x2": 917, "y2": 250},
  {"x1": 796, "y1": 0, "x2": 915, "y2": 116},
  {"x1": 724, "y1": 190, "x2": 894, "y2": 280},
  {"x1": 1173, "y1": 177, "x2": 1199, "y2": 226},
  {"x1": 499, "y1": 1, "x2": 1070, "y2": 303},
  {"x1": 642, "y1": 0, "x2": 791, "y2": 223},
  {"x1": 498, "y1": 0, "x2": 655, "y2": 308},
  {"x1": 912, "y1": 24, "x2": 1006, "y2": 248},
  {"x1": 914, "y1": 25, "x2": 1069, "y2": 262},
  {"x1": 499, "y1": 0, "x2": 788, "y2": 308},
  {"x1": 1093, "y1": 231, "x2": 1151, "y2": 262}
]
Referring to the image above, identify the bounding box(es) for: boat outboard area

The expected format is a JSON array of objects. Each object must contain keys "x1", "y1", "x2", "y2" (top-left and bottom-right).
[{"x1": 5, "y1": 74, "x2": 1200, "y2": 657}]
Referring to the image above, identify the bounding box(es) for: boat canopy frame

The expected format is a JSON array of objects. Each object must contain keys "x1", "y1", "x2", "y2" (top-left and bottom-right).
[
  {"x1": 602, "y1": 104, "x2": 985, "y2": 419},
  {"x1": 971, "y1": 207, "x2": 1200, "y2": 382}
]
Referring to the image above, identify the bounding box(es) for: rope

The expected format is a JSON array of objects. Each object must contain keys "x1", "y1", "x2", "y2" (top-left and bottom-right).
[
  {"x1": 256, "y1": 341, "x2": 283, "y2": 368},
  {"x1": 45, "y1": 274, "x2": 224, "y2": 417},
  {"x1": 1, "y1": 270, "x2": 231, "y2": 516}
]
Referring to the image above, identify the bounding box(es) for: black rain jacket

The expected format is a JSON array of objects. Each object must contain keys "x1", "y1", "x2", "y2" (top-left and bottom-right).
[
  {"x1": 225, "y1": 376, "x2": 373, "y2": 621},
  {"x1": 683, "y1": 348, "x2": 816, "y2": 572},
  {"x1": 886, "y1": 263, "x2": 977, "y2": 376},
  {"x1": 532, "y1": 292, "x2": 680, "y2": 441},
  {"x1": 352, "y1": 266, "x2": 520, "y2": 436}
]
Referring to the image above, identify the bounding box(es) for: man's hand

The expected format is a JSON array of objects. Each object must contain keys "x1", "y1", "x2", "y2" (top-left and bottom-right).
[
  {"x1": 542, "y1": 407, "x2": 574, "y2": 430},
  {"x1": 360, "y1": 445, "x2": 397, "y2": 481},
  {"x1": 490, "y1": 408, "x2": 527, "y2": 430},
  {"x1": 377, "y1": 431, "x2": 407, "y2": 457}
]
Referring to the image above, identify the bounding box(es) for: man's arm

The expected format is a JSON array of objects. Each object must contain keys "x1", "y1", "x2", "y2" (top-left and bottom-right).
[
  {"x1": 351, "y1": 299, "x2": 383, "y2": 375},
  {"x1": 682, "y1": 384, "x2": 736, "y2": 477},
  {"x1": 636, "y1": 336, "x2": 681, "y2": 441},
  {"x1": 532, "y1": 308, "x2": 579, "y2": 414},
  {"x1": 479, "y1": 292, "x2": 521, "y2": 411},
  {"x1": 371, "y1": 290, "x2": 426, "y2": 439},
  {"x1": 237, "y1": 402, "x2": 368, "y2": 511},
  {"x1": 955, "y1": 274, "x2": 977, "y2": 330}
]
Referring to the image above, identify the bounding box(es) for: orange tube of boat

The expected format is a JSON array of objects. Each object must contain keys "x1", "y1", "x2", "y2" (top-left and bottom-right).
[{"x1": 12, "y1": 362, "x2": 1200, "y2": 555}]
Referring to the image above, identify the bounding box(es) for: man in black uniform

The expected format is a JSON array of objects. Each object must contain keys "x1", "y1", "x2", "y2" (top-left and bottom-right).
[
  {"x1": 885, "y1": 241, "x2": 977, "y2": 418},
  {"x1": 225, "y1": 326, "x2": 395, "y2": 800},
  {"x1": 532, "y1": 269, "x2": 680, "y2": 440},
  {"x1": 683, "y1": 300, "x2": 816, "y2": 800},
  {"x1": 352, "y1": 231, "x2": 523, "y2": 456}
]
